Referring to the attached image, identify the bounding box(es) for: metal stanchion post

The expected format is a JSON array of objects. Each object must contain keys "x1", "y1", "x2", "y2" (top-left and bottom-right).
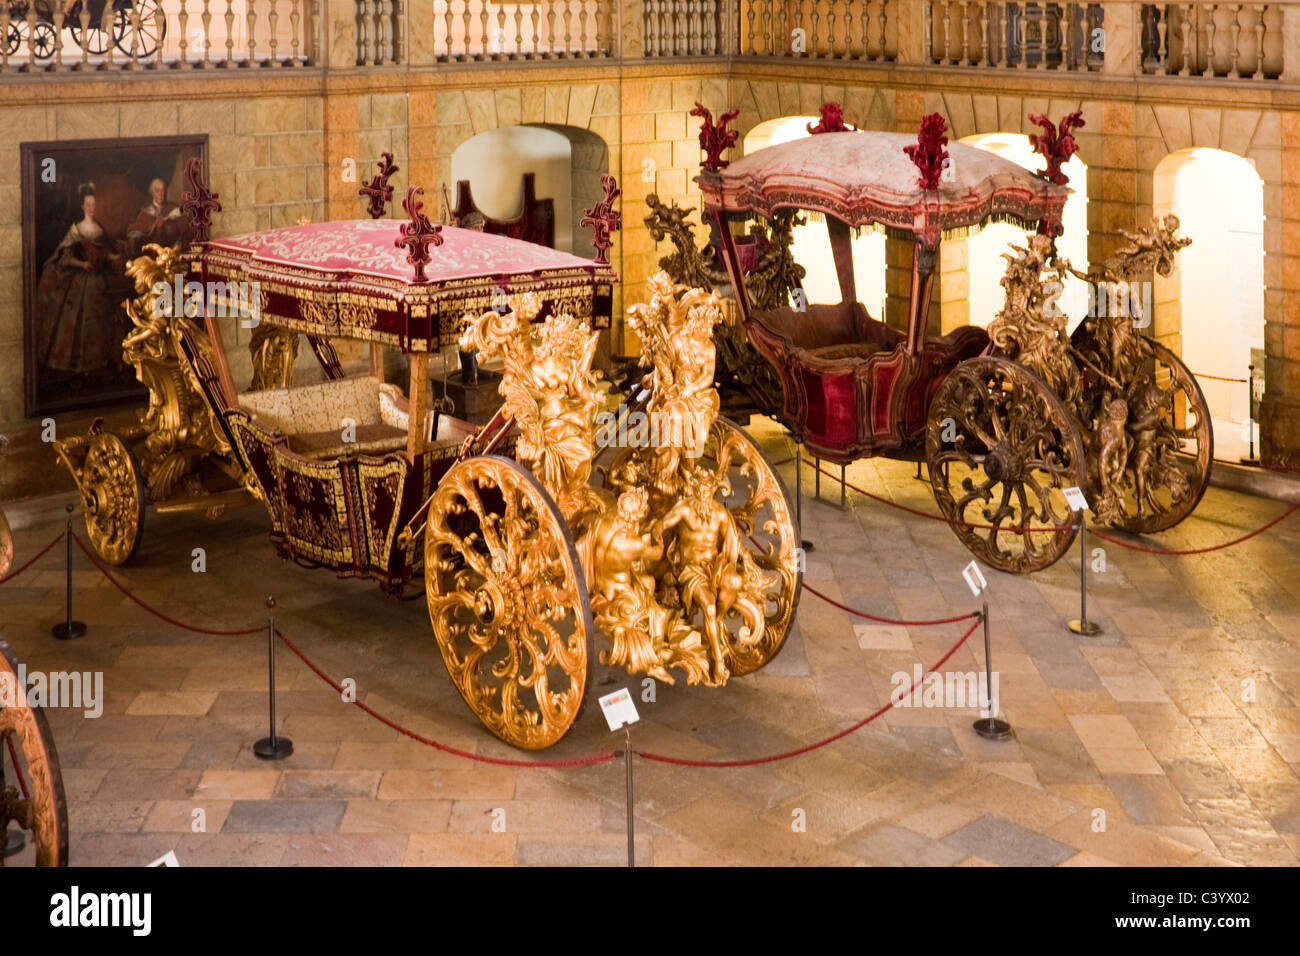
[
  {"x1": 51, "y1": 504, "x2": 86, "y2": 641},
  {"x1": 972, "y1": 600, "x2": 1012, "y2": 740},
  {"x1": 253, "y1": 596, "x2": 293, "y2": 760},
  {"x1": 1242, "y1": 364, "x2": 1259, "y2": 465},
  {"x1": 795, "y1": 443, "x2": 813, "y2": 553},
  {"x1": 1068, "y1": 515, "x2": 1102, "y2": 635},
  {"x1": 840, "y1": 463, "x2": 846, "y2": 508},
  {"x1": 624, "y1": 724, "x2": 635, "y2": 868}
]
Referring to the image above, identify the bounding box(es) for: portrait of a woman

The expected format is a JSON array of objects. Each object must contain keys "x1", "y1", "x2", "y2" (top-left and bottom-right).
[{"x1": 34, "y1": 183, "x2": 124, "y2": 375}]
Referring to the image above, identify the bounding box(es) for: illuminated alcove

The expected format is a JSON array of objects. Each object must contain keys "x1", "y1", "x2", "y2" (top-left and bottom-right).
[
  {"x1": 450, "y1": 124, "x2": 609, "y2": 254},
  {"x1": 1153, "y1": 148, "x2": 1265, "y2": 458},
  {"x1": 742, "y1": 116, "x2": 887, "y2": 318},
  {"x1": 943, "y1": 132, "x2": 1089, "y2": 332}
]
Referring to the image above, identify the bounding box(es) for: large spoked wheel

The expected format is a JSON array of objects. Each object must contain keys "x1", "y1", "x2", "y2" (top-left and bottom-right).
[
  {"x1": 1104, "y1": 342, "x2": 1213, "y2": 535},
  {"x1": 80, "y1": 432, "x2": 146, "y2": 566},
  {"x1": 927, "y1": 357, "x2": 1085, "y2": 574},
  {"x1": 0, "y1": 639, "x2": 69, "y2": 867},
  {"x1": 702, "y1": 417, "x2": 802, "y2": 676},
  {"x1": 3, "y1": 21, "x2": 21, "y2": 57},
  {"x1": 424, "y1": 455, "x2": 593, "y2": 750},
  {"x1": 114, "y1": 0, "x2": 165, "y2": 58},
  {"x1": 68, "y1": 2, "x2": 116, "y2": 55}
]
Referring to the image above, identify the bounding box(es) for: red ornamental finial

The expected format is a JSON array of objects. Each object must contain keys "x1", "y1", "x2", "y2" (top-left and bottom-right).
[
  {"x1": 690, "y1": 102, "x2": 740, "y2": 171},
  {"x1": 807, "y1": 102, "x2": 853, "y2": 135},
  {"x1": 180, "y1": 156, "x2": 221, "y2": 242},
  {"x1": 580, "y1": 173, "x2": 622, "y2": 265},
  {"x1": 1028, "y1": 110, "x2": 1085, "y2": 186},
  {"x1": 359, "y1": 152, "x2": 400, "y2": 219},
  {"x1": 395, "y1": 185, "x2": 443, "y2": 283},
  {"x1": 904, "y1": 113, "x2": 950, "y2": 190}
]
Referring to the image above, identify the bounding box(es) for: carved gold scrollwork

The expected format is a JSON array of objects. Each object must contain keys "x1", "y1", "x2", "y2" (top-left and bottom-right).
[
  {"x1": 248, "y1": 324, "x2": 299, "y2": 391},
  {"x1": 438, "y1": 274, "x2": 802, "y2": 745},
  {"x1": 424, "y1": 456, "x2": 592, "y2": 750}
]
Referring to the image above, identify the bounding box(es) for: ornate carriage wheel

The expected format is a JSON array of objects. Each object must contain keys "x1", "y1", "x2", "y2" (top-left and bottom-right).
[
  {"x1": 3, "y1": 21, "x2": 21, "y2": 57},
  {"x1": 68, "y1": 3, "x2": 115, "y2": 55},
  {"x1": 113, "y1": 0, "x2": 165, "y2": 58},
  {"x1": 29, "y1": 20, "x2": 56, "y2": 57},
  {"x1": 1104, "y1": 342, "x2": 1213, "y2": 535},
  {"x1": 80, "y1": 432, "x2": 146, "y2": 566},
  {"x1": 701, "y1": 416, "x2": 802, "y2": 676},
  {"x1": 0, "y1": 639, "x2": 70, "y2": 867},
  {"x1": 926, "y1": 357, "x2": 1085, "y2": 574},
  {"x1": 424, "y1": 455, "x2": 593, "y2": 750}
]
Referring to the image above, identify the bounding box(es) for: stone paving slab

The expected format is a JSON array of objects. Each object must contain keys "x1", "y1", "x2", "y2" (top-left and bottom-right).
[{"x1": 2, "y1": 417, "x2": 1299, "y2": 865}]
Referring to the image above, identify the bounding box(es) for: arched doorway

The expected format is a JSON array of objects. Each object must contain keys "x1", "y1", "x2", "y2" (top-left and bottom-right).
[
  {"x1": 742, "y1": 116, "x2": 887, "y2": 318},
  {"x1": 940, "y1": 132, "x2": 1089, "y2": 332},
  {"x1": 450, "y1": 124, "x2": 609, "y2": 254},
  {"x1": 1153, "y1": 148, "x2": 1264, "y2": 459}
]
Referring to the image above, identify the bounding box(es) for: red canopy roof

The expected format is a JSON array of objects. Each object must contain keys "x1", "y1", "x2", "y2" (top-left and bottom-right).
[
  {"x1": 699, "y1": 131, "x2": 1070, "y2": 248},
  {"x1": 197, "y1": 219, "x2": 615, "y2": 352}
]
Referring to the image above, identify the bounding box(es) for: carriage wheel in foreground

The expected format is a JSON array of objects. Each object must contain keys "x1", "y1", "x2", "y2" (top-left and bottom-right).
[
  {"x1": 424, "y1": 456, "x2": 593, "y2": 750},
  {"x1": 1104, "y1": 342, "x2": 1213, "y2": 536},
  {"x1": 927, "y1": 357, "x2": 1086, "y2": 574},
  {"x1": 701, "y1": 417, "x2": 802, "y2": 676},
  {"x1": 80, "y1": 432, "x2": 146, "y2": 566},
  {"x1": 0, "y1": 639, "x2": 69, "y2": 867}
]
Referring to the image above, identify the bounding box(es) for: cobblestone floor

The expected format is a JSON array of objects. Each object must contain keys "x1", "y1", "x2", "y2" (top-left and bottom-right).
[{"x1": 3, "y1": 416, "x2": 1299, "y2": 866}]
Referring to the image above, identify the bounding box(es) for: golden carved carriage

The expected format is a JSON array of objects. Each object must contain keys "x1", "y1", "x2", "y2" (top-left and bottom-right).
[{"x1": 55, "y1": 165, "x2": 803, "y2": 750}]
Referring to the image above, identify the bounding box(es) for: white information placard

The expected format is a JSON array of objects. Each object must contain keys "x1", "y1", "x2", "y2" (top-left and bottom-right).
[
  {"x1": 1063, "y1": 486, "x2": 1089, "y2": 512},
  {"x1": 962, "y1": 560, "x2": 987, "y2": 597},
  {"x1": 598, "y1": 688, "x2": 640, "y2": 732}
]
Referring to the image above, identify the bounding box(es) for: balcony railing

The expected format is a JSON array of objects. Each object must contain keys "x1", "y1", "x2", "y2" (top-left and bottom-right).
[
  {"x1": 427, "y1": 0, "x2": 612, "y2": 62},
  {"x1": 642, "y1": 0, "x2": 722, "y2": 57},
  {"x1": 0, "y1": 0, "x2": 317, "y2": 72},
  {"x1": 925, "y1": 2, "x2": 1104, "y2": 70},
  {"x1": 0, "y1": 0, "x2": 1292, "y2": 82},
  {"x1": 739, "y1": 0, "x2": 895, "y2": 60},
  {"x1": 1140, "y1": 3, "x2": 1283, "y2": 79}
]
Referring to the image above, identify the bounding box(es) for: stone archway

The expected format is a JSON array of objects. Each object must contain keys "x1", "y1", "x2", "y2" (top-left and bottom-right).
[{"x1": 1153, "y1": 147, "x2": 1265, "y2": 459}]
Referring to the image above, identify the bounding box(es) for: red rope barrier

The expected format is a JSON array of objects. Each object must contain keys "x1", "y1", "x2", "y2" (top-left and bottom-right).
[
  {"x1": 0, "y1": 531, "x2": 65, "y2": 586},
  {"x1": 810, "y1": 461, "x2": 1075, "y2": 534},
  {"x1": 637, "y1": 616, "x2": 983, "y2": 767},
  {"x1": 72, "y1": 534, "x2": 262, "y2": 636},
  {"x1": 807, "y1": 461, "x2": 1297, "y2": 556},
  {"x1": 54, "y1": 517, "x2": 987, "y2": 769},
  {"x1": 275, "y1": 629, "x2": 619, "y2": 769},
  {"x1": 5, "y1": 735, "x2": 30, "y2": 801},
  {"x1": 801, "y1": 583, "x2": 978, "y2": 627},
  {"x1": 1090, "y1": 501, "x2": 1300, "y2": 555}
]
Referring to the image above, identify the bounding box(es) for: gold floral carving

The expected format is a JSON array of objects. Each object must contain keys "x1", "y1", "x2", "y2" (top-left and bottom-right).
[{"x1": 431, "y1": 273, "x2": 800, "y2": 751}]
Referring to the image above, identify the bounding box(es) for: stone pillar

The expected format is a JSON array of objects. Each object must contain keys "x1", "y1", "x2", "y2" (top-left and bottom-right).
[
  {"x1": 1100, "y1": 0, "x2": 1136, "y2": 76},
  {"x1": 1261, "y1": 112, "x2": 1300, "y2": 464},
  {"x1": 323, "y1": 0, "x2": 359, "y2": 70},
  {"x1": 938, "y1": 238, "x2": 969, "y2": 333},
  {"x1": 895, "y1": 0, "x2": 928, "y2": 66},
  {"x1": 621, "y1": 0, "x2": 644, "y2": 59}
]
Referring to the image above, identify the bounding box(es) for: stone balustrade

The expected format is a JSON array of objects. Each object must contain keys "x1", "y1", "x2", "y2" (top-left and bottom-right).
[{"x1": 2, "y1": 1, "x2": 1296, "y2": 82}]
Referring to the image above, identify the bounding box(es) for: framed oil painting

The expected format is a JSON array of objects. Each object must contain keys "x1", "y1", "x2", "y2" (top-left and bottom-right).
[{"x1": 21, "y1": 135, "x2": 209, "y2": 417}]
